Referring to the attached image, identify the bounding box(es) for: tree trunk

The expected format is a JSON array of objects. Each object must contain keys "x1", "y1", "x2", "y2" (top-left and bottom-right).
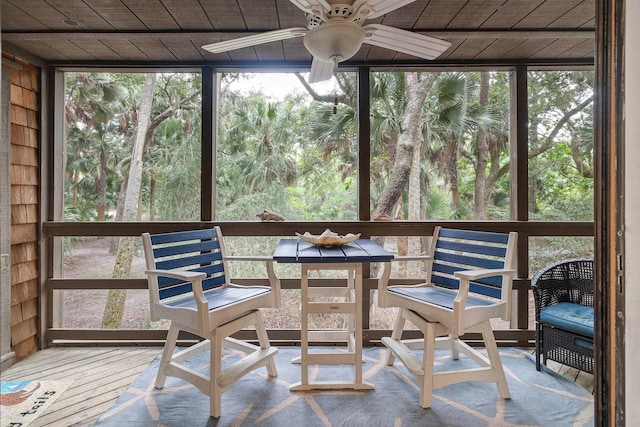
[
  {"x1": 474, "y1": 72, "x2": 490, "y2": 220},
  {"x1": 149, "y1": 171, "x2": 156, "y2": 221},
  {"x1": 97, "y1": 149, "x2": 107, "y2": 221},
  {"x1": 408, "y1": 134, "x2": 422, "y2": 258},
  {"x1": 394, "y1": 198, "x2": 408, "y2": 277},
  {"x1": 406, "y1": 75, "x2": 432, "y2": 276},
  {"x1": 370, "y1": 73, "x2": 435, "y2": 282},
  {"x1": 569, "y1": 126, "x2": 594, "y2": 178},
  {"x1": 445, "y1": 136, "x2": 460, "y2": 213},
  {"x1": 407, "y1": 75, "x2": 425, "y2": 253},
  {"x1": 109, "y1": 158, "x2": 129, "y2": 254},
  {"x1": 102, "y1": 73, "x2": 156, "y2": 329},
  {"x1": 72, "y1": 170, "x2": 79, "y2": 206},
  {"x1": 373, "y1": 73, "x2": 435, "y2": 218}
]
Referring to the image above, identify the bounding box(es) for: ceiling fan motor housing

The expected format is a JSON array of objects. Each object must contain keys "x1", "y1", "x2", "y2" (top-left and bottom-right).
[{"x1": 303, "y1": 21, "x2": 366, "y2": 64}]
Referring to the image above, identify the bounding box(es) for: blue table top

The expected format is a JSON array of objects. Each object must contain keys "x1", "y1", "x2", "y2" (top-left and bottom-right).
[{"x1": 273, "y1": 238, "x2": 394, "y2": 263}]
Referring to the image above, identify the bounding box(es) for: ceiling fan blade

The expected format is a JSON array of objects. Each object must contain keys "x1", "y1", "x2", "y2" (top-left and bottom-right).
[
  {"x1": 308, "y1": 57, "x2": 335, "y2": 83},
  {"x1": 202, "y1": 27, "x2": 307, "y2": 53},
  {"x1": 289, "y1": 0, "x2": 331, "y2": 14},
  {"x1": 363, "y1": 24, "x2": 451, "y2": 60},
  {"x1": 353, "y1": 0, "x2": 417, "y2": 19}
]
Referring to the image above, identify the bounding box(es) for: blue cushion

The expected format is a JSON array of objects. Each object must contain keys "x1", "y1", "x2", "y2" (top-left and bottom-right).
[{"x1": 539, "y1": 302, "x2": 594, "y2": 337}]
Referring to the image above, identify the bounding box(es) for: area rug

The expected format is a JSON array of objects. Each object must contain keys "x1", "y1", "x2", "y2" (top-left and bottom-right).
[
  {"x1": 1, "y1": 380, "x2": 73, "y2": 426},
  {"x1": 95, "y1": 347, "x2": 593, "y2": 427}
]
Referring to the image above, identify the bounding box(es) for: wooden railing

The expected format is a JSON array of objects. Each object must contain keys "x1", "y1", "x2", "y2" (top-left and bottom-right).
[{"x1": 42, "y1": 220, "x2": 594, "y2": 346}]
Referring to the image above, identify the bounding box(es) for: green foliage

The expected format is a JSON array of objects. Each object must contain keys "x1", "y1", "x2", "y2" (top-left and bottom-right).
[
  {"x1": 65, "y1": 71, "x2": 202, "y2": 221},
  {"x1": 424, "y1": 190, "x2": 452, "y2": 219},
  {"x1": 530, "y1": 143, "x2": 594, "y2": 220},
  {"x1": 216, "y1": 184, "x2": 301, "y2": 221},
  {"x1": 287, "y1": 167, "x2": 357, "y2": 220},
  {"x1": 63, "y1": 69, "x2": 594, "y2": 230},
  {"x1": 529, "y1": 236, "x2": 594, "y2": 275},
  {"x1": 528, "y1": 70, "x2": 595, "y2": 221},
  {"x1": 215, "y1": 73, "x2": 358, "y2": 220}
]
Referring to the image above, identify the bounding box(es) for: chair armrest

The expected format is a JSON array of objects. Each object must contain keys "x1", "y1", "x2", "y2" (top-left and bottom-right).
[
  {"x1": 454, "y1": 268, "x2": 515, "y2": 281},
  {"x1": 145, "y1": 269, "x2": 208, "y2": 325},
  {"x1": 452, "y1": 268, "x2": 515, "y2": 332},
  {"x1": 225, "y1": 255, "x2": 272, "y2": 262},
  {"x1": 453, "y1": 268, "x2": 515, "y2": 305},
  {"x1": 391, "y1": 255, "x2": 432, "y2": 262},
  {"x1": 380, "y1": 255, "x2": 432, "y2": 285},
  {"x1": 223, "y1": 256, "x2": 281, "y2": 309},
  {"x1": 145, "y1": 269, "x2": 207, "y2": 281}
]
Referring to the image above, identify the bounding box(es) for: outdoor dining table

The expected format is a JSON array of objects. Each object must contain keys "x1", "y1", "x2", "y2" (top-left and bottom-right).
[{"x1": 272, "y1": 237, "x2": 393, "y2": 390}]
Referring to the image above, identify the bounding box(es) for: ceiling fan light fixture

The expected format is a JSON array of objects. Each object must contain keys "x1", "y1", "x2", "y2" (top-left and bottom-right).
[
  {"x1": 303, "y1": 21, "x2": 365, "y2": 64},
  {"x1": 202, "y1": 1, "x2": 449, "y2": 83}
]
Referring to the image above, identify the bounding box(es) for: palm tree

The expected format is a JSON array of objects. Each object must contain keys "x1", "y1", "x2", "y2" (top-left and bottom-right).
[
  {"x1": 304, "y1": 71, "x2": 436, "y2": 222},
  {"x1": 65, "y1": 73, "x2": 125, "y2": 220},
  {"x1": 148, "y1": 120, "x2": 201, "y2": 221},
  {"x1": 423, "y1": 72, "x2": 502, "y2": 219},
  {"x1": 217, "y1": 91, "x2": 300, "y2": 215}
]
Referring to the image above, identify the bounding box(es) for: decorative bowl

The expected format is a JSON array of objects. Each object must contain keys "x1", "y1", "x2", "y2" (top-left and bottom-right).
[{"x1": 295, "y1": 229, "x2": 361, "y2": 247}]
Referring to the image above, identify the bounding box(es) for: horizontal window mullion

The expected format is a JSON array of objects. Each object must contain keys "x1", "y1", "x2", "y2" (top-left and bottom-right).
[{"x1": 47, "y1": 278, "x2": 148, "y2": 290}]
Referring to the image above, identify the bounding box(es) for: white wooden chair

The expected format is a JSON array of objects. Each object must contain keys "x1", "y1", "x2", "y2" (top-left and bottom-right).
[
  {"x1": 378, "y1": 226, "x2": 517, "y2": 408},
  {"x1": 142, "y1": 226, "x2": 280, "y2": 418}
]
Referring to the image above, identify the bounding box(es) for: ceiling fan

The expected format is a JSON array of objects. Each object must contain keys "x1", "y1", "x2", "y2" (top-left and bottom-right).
[{"x1": 201, "y1": 0, "x2": 451, "y2": 83}]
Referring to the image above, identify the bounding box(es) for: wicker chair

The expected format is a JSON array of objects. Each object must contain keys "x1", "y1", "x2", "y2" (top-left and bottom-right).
[{"x1": 531, "y1": 258, "x2": 594, "y2": 374}]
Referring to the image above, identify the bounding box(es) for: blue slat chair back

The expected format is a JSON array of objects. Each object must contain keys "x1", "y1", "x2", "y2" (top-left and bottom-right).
[
  {"x1": 148, "y1": 228, "x2": 227, "y2": 300},
  {"x1": 430, "y1": 228, "x2": 512, "y2": 299}
]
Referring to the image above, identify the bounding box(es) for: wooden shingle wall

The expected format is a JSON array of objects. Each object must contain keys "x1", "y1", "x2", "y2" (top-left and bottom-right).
[{"x1": 7, "y1": 56, "x2": 40, "y2": 361}]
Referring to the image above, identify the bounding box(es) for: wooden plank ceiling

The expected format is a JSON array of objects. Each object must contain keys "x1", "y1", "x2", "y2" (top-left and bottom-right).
[{"x1": 1, "y1": 0, "x2": 595, "y2": 66}]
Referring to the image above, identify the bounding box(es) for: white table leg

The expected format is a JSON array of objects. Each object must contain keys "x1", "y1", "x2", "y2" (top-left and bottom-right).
[
  {"x1": 354, "y1": 263, "x2": 363, "y2": 385},
  {"x1": 290, "y1": 262, "x2": 373, "y2": 391}
]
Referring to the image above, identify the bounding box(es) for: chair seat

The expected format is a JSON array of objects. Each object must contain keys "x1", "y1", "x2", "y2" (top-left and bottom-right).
[
  {"x1": 166, "y1": 286, "x2": 271, "y2": 311},
  {"x1": 388, "y1": 286, "x2": 496, "y2": 310},
  {"x1": 539, "y1": 302, "x2": 594, "y2": 337}
]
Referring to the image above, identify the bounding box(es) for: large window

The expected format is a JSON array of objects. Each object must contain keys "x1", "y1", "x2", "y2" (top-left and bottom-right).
[
  {"x1": 62, "y1": 71, "x2": 202, "y2": 329},
  {"x1": 369, "y1": 71, "x2": 511, "y2": 224},
  {"x1": 215, "y1": 72, "x2": 357, "y2": 221},
  {"x1": 54, "y1": 66, "x2": 594, "y2": 337},
  {"x1": 528, "y1": 70, "x2": 594, "y2": 222},
  {"x1": 64, "y1": 72, "x2": 202, "y2": 222}
]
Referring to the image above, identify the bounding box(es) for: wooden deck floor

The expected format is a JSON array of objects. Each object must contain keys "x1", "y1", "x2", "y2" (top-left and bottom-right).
[
  {"x1": 0, "y1": 347, "x2": 159, "y2": 426},
  {"x1": 0, "y1": 346, "x2": 594, "y2": 426}
]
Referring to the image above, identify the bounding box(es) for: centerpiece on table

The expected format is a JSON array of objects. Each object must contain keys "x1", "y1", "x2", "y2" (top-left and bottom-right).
[{"x1": 295, "y1": 229, "x2": 360, "y2": 247}]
